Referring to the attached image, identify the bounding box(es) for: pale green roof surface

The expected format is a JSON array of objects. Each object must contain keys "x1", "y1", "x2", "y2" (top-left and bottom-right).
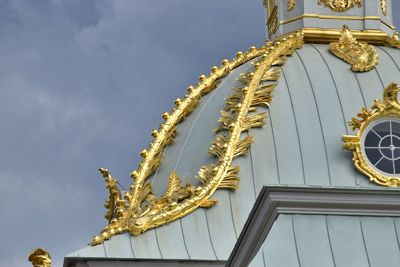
[
  {"x1": 65, "y1": 44, "x2": 400, "y2": 266},
  {"x1": 250, "y1": 214, "x2": 400, "y2": 267}
]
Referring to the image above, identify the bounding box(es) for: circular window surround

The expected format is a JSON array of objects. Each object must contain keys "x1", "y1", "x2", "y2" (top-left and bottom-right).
[{"x1": 360, "y1": 117, "x2": 400, "y2": 178}]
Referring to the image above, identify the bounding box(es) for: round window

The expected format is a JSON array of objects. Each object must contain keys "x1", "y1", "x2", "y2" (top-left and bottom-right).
[{"x1": 362, "y1": 118, "x2": 400, "y2": 176}]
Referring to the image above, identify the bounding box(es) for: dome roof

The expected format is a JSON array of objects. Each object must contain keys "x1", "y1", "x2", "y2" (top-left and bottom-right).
[{"x1": 65, "y1": 42, "x2": 400, "y2": 265}]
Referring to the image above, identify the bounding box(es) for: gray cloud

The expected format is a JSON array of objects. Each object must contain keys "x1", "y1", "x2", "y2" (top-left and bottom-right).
[{"x1": 0, "y1": 1, "x2": 399, "y2": 266}]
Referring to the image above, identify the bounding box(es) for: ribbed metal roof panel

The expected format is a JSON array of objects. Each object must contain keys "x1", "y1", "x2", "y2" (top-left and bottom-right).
[{"x1": 65, "y1": 44, "x2": 400, "y2": 265}]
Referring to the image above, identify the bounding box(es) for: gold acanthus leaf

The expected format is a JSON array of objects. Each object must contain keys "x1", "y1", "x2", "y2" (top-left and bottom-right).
[
  {"x1": 28, "y1": 248, "x2": 52, "y2": 267},
  {"x1": 199, "y1": 198, "x2": 218, "y2": 208},
  {"x1": 318, "y1": 0, "x2": 362, "y2": 12},
  {"x1": 164, "y1": 171, "x2": 182, "y2": 198},
  {"x1": 382, "y1": 83, "x2": 400, "y2": 108},
  {"x1": 262, "y1": 67, "x2": 281, "y2": 82},
  {"x1": 329, "y1": 25, "x2": 378, "y2": 72},
  {"x1": 99, "y1": 168, "x2": 125, "y2": 223}
]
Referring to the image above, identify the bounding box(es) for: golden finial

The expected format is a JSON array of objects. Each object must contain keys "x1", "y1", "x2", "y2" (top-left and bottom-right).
[{"x1": 28, "y1": 248, "x2": 51, "y2": 267}]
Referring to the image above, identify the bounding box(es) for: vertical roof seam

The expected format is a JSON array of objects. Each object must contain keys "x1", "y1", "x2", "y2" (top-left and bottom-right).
[
  {"x1": 228, "y1": 191, "x2": 239, "y2": 238},
  {"x1": 310, "y1": 44, "x2": 358, "y2": 186},
  {"x1": 379, "y1": 47, "x2": 400, "y2": 72},
  {"x1": 266, "y1": 108, "x2": 281, "y2": 184},
  {"x1": 359, "y1": 218, "x2": 372, "y2": 267},
  {"x1": 295, "y1": 50, "x2": 332, "y2": 186},
  {"x1": 324, "y1": 216, "x2": 337, "y2": 267},
  {"x1": 291, "y1": 216, "x2": 302, "y2": 267},
  {"x1": 128, "y1": 236, "x2": 136, "y2": 258},
  {"x1": 393, "y1": 218, "x2": 400, "y2": 251},
  {"x1": 282, "y1": 66, "x2": 306, "y2": 184},
  {"x1": 154, "y1": 229, "x2": 164, "y2": 259},
  {"x1": 310, "y1": 45, "x2": 348, "y2": 134},
  {"x1": 204, "y1": 209, "x2": 219, "y2": 260},
  {"x1": 178, "y1": 219, "x2": 191, "y2": 259}
]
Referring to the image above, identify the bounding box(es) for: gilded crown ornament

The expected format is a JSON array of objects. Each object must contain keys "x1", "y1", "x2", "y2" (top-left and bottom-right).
[
  {"x1": 28, "y1": 248, "x2": 52, "y2": 267},
  {"x1": 318, "y1": 0, "x2": 362, "y2": 12},
  {"x1": 329, "y1": 26, "x2": 378, "y2": 72},
  {"x1": 343, "y1": 83, "x2": 400, "y2": 187}
]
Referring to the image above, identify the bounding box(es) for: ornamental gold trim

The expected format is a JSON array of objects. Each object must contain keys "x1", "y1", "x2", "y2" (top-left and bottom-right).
[
  {"x1": 343, "y1": 83, "x2": 400, "y2": 187},
  {"x1": 268, "y1": 4, "x2": 279, "y2": 36},
  {"x1": 288, "y1": 0, "x2": 296, "y2": 10},
  {"x1": 329, "y1": 26, "x2": 378, "y2": 72},
  {"x1": 381, "y1": 0, "x2": 387, "y2": 16},
  {"x1": 318, "y1": 0, "x2": 362, "y2": 12},
  {"x1": 390, "y1": 32, "x2": 400, "y2": 49},
  {"x1": 28, "y1": 248, "x2": 51, "y2": 267},
  {"x1": 280, "y1": 14, "x2": 396, "y2": 30},
  {"x1": 90, "y1": 32, "x2": 304, "y2": 245}
]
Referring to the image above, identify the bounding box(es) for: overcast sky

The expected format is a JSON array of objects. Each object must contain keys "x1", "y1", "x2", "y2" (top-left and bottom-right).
[{"x1": 0, "y1": 1, "x2": 399, "y2": 266}]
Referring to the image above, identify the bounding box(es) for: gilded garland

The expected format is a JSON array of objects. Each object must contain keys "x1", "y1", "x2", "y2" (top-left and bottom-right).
[
  {"x1": 318, "y1": 0, "x2": 362, "y2": 12},
  {"x1": 343, "y1": 83, "x2": 400, "y2": 187},
  {"x1": 329, "y1": 26, "x2": 378, "y2": 72},
  {"x1": 90, "y1": 32, "x2": 304, "y2": 245}
]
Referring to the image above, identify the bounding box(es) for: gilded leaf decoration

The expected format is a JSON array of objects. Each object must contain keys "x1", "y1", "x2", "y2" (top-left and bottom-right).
[
  {"x1": 89, "y1": 32, "x2": 304, "y2": 245},
  {"x1": 318, "y1": 0, "x2": 362, "y2": 12},
  {"x1": 329, "y1": 26, "x2": 378, "y2": 72}
]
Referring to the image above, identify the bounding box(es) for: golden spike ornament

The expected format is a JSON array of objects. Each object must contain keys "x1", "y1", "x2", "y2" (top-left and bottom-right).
[
  {"x1": 28, "y1": 248, "x2": 51, "y2": 267},
  {"x1": 318, "y1": 0, "x2": 362, "y2": 12},
  {"x1": 329, "y1": 25, "x2": 378, "y2": 72},
  {"x1": 343, "y1": 83, "x2": 400, "y2": 187},
  {"x1": 90, "y1": 32, "x2": 304, "y2": 245}
]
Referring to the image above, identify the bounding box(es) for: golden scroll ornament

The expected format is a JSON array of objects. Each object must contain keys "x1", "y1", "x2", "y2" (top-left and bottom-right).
[
  {"x1": 318, "y1": 0, "x2": 362, "y2": 12},
  {"x1": 343, "y1": 83, "x2": 400, "y2": 187},
  {"x1": 390, "y1": 32, "x2": 400, "y2": 49},
  {"x1": 28, "y1": 248, "x2": 51, "y2": 267},
  {"x1": 329, "y1": 25, "x2": 378, "y2": 72}
]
